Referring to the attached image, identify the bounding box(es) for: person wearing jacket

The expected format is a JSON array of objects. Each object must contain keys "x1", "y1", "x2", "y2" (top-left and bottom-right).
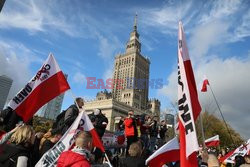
[
  {"x1": 51, "y1": 97, "x2": 84, "y2": 135},
  {"x1": 119, "y1": 141, "x2": 146, "y2": 167},
  {"x1": 57, "y1": 131, "x2": 93, "y2": 167},
  {"x1": 92, "y1": 109, "x2": 108, "y2": 139},
  {"x1": 124, "y1": 110, "x2": 138, "y2": 156},
  {"x1": 0, "y1": 125, "x2": 35, "y2": 167},
  {"x1": 39, "y1": 133, "x2": 62, "y2": 158}
]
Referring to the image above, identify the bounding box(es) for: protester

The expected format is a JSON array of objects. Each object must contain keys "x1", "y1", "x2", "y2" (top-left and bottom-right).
[
  {"x1": 0, "y1": 125, "x2": 35, "y2": 167},
  {"x1": 39, "y1": 133, "x2": 62, "y2": 158},
  {"x1": 119, "y1": 141, "x2": 146, "y2": 167},
  {"x1": 92, "y1": 109, "x2": 109, "y2": 139},
  {"x1": 140, "y1": 114, "x2": 150, "y2": 149},
  {"x1": 149, "y1": 116, "x2": 158, "y2": 152},
  {"x1": 0, "y1": 124, "x2": 22, "y2": 145},
  {"x1": 159, "y1": 120, "x2": 167, "y2": 146},
  {"x1": 124, "y1": 110, "x2": 138, "y2": 156},
  {"x1": 240, "y1": 154, "x2": 250, "y2": 167},
  {"x1": 117, "y1": 116, "x2": 125, "y2": 131},
  {"x1": 200, "y1": 148, "x2": 220, "y2": 167},
  {"x1": 235, "y1": 155, "x2": 246, "y2": 167},
  {"x1": 51, "y1": 97, "x2": 84, "y2": 135},
  {"x1": 57, "y1": 131, "x2": 93, "y2": 167}
]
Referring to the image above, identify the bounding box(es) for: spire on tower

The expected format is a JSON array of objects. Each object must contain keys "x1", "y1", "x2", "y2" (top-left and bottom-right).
[{"x1": 133, "y1": 13, "x2": 137, "y2": 31}]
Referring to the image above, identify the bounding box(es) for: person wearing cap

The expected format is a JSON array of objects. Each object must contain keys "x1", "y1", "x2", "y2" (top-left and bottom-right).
[{"x1": 92, "y1": 109, "x2": 108, "y2": 139}]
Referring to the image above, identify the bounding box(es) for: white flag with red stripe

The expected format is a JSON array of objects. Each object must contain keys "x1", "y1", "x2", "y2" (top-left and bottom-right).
[
  {"x1": 146, "y1": 137, "x2": 180, "y2": 167},
  {"x1": 8, "y1": 54, "x2": 70, "y2": 122},
  {"x1": 220, "y1": 139, "x2": 250, "y2": 164},
  {"x1": 35, "y1": 110, "x2": 105, "y2": 167},
  {"x1": 205, "y1": 135, "x2": 220, "y2": 147},
  {"x1": 178, "y1": 21, "x2": 201, "y2": 167}
]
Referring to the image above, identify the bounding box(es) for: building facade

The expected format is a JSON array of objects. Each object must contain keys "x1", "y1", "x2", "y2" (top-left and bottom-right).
[
  {"x1": 112, "y1": 15, "x2": 150, "y2": 110},
  {"x1": 85, "y1": 16, "x2": 160, "y2": 132},
  {"x1": 0, "y1": 75, "x2": 13, "y2": 110}
]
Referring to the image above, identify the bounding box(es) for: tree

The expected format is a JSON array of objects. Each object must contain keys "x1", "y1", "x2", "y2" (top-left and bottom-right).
[{"x1": 195, "y1": 111, "x2": 243, "y2": 149}]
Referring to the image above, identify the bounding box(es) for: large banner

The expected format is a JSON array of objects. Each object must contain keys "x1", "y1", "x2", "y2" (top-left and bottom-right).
[
  {"x1": 178, "y1": 21, "x2": 201, "y2": 167},
  {"x1": 36, "y1": 110, "x2": 104, "y2": 167},
  {"x1": 102, "y1": 131, "x2": 126, "y2": 148},
  {"x1": 8, "y1": 54, "x2": 70, "y2": 122},
  {"x1": 223, "y1": 139, "x2": 250, "y2": 164}
]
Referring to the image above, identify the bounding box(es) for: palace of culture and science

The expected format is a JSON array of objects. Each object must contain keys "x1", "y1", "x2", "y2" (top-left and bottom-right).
[{"x1": 84, "y1": 16, "x2": 161, "y2": 132}]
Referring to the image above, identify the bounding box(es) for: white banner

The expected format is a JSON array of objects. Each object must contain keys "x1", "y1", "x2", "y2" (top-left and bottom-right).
[
  {"x1": 8, "y1": 54, "x2": 61, "y2": 110},
  {"x1": 225, "y1": 139, "x2": 250, "y2": 164},
  {"x1": 178, "y1": 21, "x2": 199, "y2": 158},
  {"x1": 36, "y1": 110, "x2": 85, "y2": 167}
]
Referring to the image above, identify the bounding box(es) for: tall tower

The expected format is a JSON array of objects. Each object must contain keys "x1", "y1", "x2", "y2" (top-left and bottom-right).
[
  {"x1": 112, "y1": 15, "x2": 150, "y2": 110},
  {"x1": 0, "y1": 75, "x2": 13, "y2": 110}
]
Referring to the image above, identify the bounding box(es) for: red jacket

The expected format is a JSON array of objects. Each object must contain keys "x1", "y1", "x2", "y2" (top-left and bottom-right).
[
  {"x1": 57, "y1": 150, "x2": 91, "y2": 167},
  {"x1": 124, "y1": 118, "x2": 135, "y2": 137}
]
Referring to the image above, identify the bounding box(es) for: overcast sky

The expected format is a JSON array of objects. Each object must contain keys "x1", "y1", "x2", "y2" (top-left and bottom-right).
[{"x1": 0, "y1": 0, "x2": 249, "y2": 139}]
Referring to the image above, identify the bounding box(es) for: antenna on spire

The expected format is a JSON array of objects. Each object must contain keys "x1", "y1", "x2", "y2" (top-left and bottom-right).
[{"x1": 133, "y1": 13, "x2": 137, "y2": 31}]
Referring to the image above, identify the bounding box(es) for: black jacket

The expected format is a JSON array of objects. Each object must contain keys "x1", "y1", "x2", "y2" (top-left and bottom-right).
[
  {"x1": 159, "y1": 125, "x2": 167, "y2": 139},
  {"x1": 93, "y1": 114, "x2": 108, "y2": 138},
  {"x1": 52, "y1": 104, "x2": 79, "y2": 135},
  {"x1": 0, "y1": 143, "x2": 31, "y2": 167},
  {"x1": 119, "y1": 156, "x2": 146, "y2": 167},
  {"x1": 149, "y1": 120, "x2": 158, "y2": 137},
  {"x1": 39, "y1": 139, "x2": 55, "y2": 158}
]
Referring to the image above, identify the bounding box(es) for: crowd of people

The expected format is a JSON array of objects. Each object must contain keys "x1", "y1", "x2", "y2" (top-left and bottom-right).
[{"x1": 0, "y1": 97, "x2": 249, "y2": 167}]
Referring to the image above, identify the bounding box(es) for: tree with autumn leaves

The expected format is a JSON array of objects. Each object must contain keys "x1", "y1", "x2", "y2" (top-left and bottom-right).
[{"x1": 195, "y1": 111, "x2": 243, "y2": 149}]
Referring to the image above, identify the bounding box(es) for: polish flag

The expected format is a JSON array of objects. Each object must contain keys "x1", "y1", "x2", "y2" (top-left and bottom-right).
[
  {"x1": 220, "y1": 138, "x2": 250, "y2": 164},
  {"x1": 8, "y1": 54, "x2": 70, "y2": 122},
  {"x1": 80, "y1": 111, "x2": 105, "y2": 152},
  {"x1": 205, "y1": 135, "x2": 220, "y2": 147},
  {"x1": 146, "y1": 137, "x2": 180, "y2": 167},
  {"x1": 36, "y1": 110, "x2": 105, "y2": 167},
  {"x1": 178, "y1": 21, "x2": 201, "y2": 167},
  {"x1": 201, "y1": 78, "x2": 209, "y2": 92}
]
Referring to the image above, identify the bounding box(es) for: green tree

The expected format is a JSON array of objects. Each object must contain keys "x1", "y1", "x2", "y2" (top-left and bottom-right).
[{"x1": 196, "y1": 111, "x2": 243, "y2": 149}]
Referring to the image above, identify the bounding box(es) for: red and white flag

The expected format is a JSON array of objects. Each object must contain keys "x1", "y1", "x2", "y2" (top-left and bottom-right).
[
  {"x1": 146, "y1": 137, "x2": 180, "y2": 167},
  {"x1": 205, "y1": 135, "x2": 220, "y2": 147},
  {"x1": 36, "y1": 110, "x2": 105, "y2": 167},
  {"x1": 201, "y1": 78, "x2": 209, "y2": 92},
  {"x1": 8, "y1": 54, "x2": 70, "y2": 122},
  {"x1": 220, "y1": 138, "x2": 250, "y2": 164},
  {"x1": 178, "y1": 21, "x2": 201, "y2": 167}
]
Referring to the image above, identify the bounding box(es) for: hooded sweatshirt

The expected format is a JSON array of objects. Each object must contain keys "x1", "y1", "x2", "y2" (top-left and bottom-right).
[{"x1": 57, "y1": 146, "x2": 91, "y2": 167}]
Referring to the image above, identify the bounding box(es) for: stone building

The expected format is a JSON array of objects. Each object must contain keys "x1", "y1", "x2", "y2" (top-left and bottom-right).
[{"x1": 85, "y1": 15, "x2": 160, "y2": 132}]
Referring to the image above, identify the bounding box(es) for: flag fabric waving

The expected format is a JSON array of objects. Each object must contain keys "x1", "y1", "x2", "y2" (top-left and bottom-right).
[
  {"x1": 178, "y1": 21, "x2": 201, "y2": 167},
  {"x1": 201, "y1": 78, "x2": 209, "y2": 92},
  {"x1": 8, "y1": 54, "x2": 70, "y2": 122},
  {"x1": 36, "y1": 110, "x2": 105, "y2": 167},
  {"x1": 146, "y1": 137, "x2": 180, "y2": 167},
  {"x1": 205, "y1": 135, "x2": 220, "y2": 147},
  {"x1": 220, "y1": 139, "x2": 250, "y2": 164}
]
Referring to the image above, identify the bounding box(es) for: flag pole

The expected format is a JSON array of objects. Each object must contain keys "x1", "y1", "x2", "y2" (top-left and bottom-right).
[
  {"x1": 208, "y1": 84, "x2": 236, "y2": 147},
  {"x1": 69, "y1": 90, "x2": 112, "y2": 165},
  {"x1": 199, "y1": 111, "x2": 206, "y2": 147}
]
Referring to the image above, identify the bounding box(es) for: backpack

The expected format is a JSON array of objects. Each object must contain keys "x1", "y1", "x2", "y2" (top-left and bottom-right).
[{"x1": 52, "y1": 109, "x2": 67, "y2": 129}]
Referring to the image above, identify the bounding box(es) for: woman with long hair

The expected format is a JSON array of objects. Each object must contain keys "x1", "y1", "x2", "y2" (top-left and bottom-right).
[{"x1": 0, "y1": 125, "x2": 35, "y2": 167}]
